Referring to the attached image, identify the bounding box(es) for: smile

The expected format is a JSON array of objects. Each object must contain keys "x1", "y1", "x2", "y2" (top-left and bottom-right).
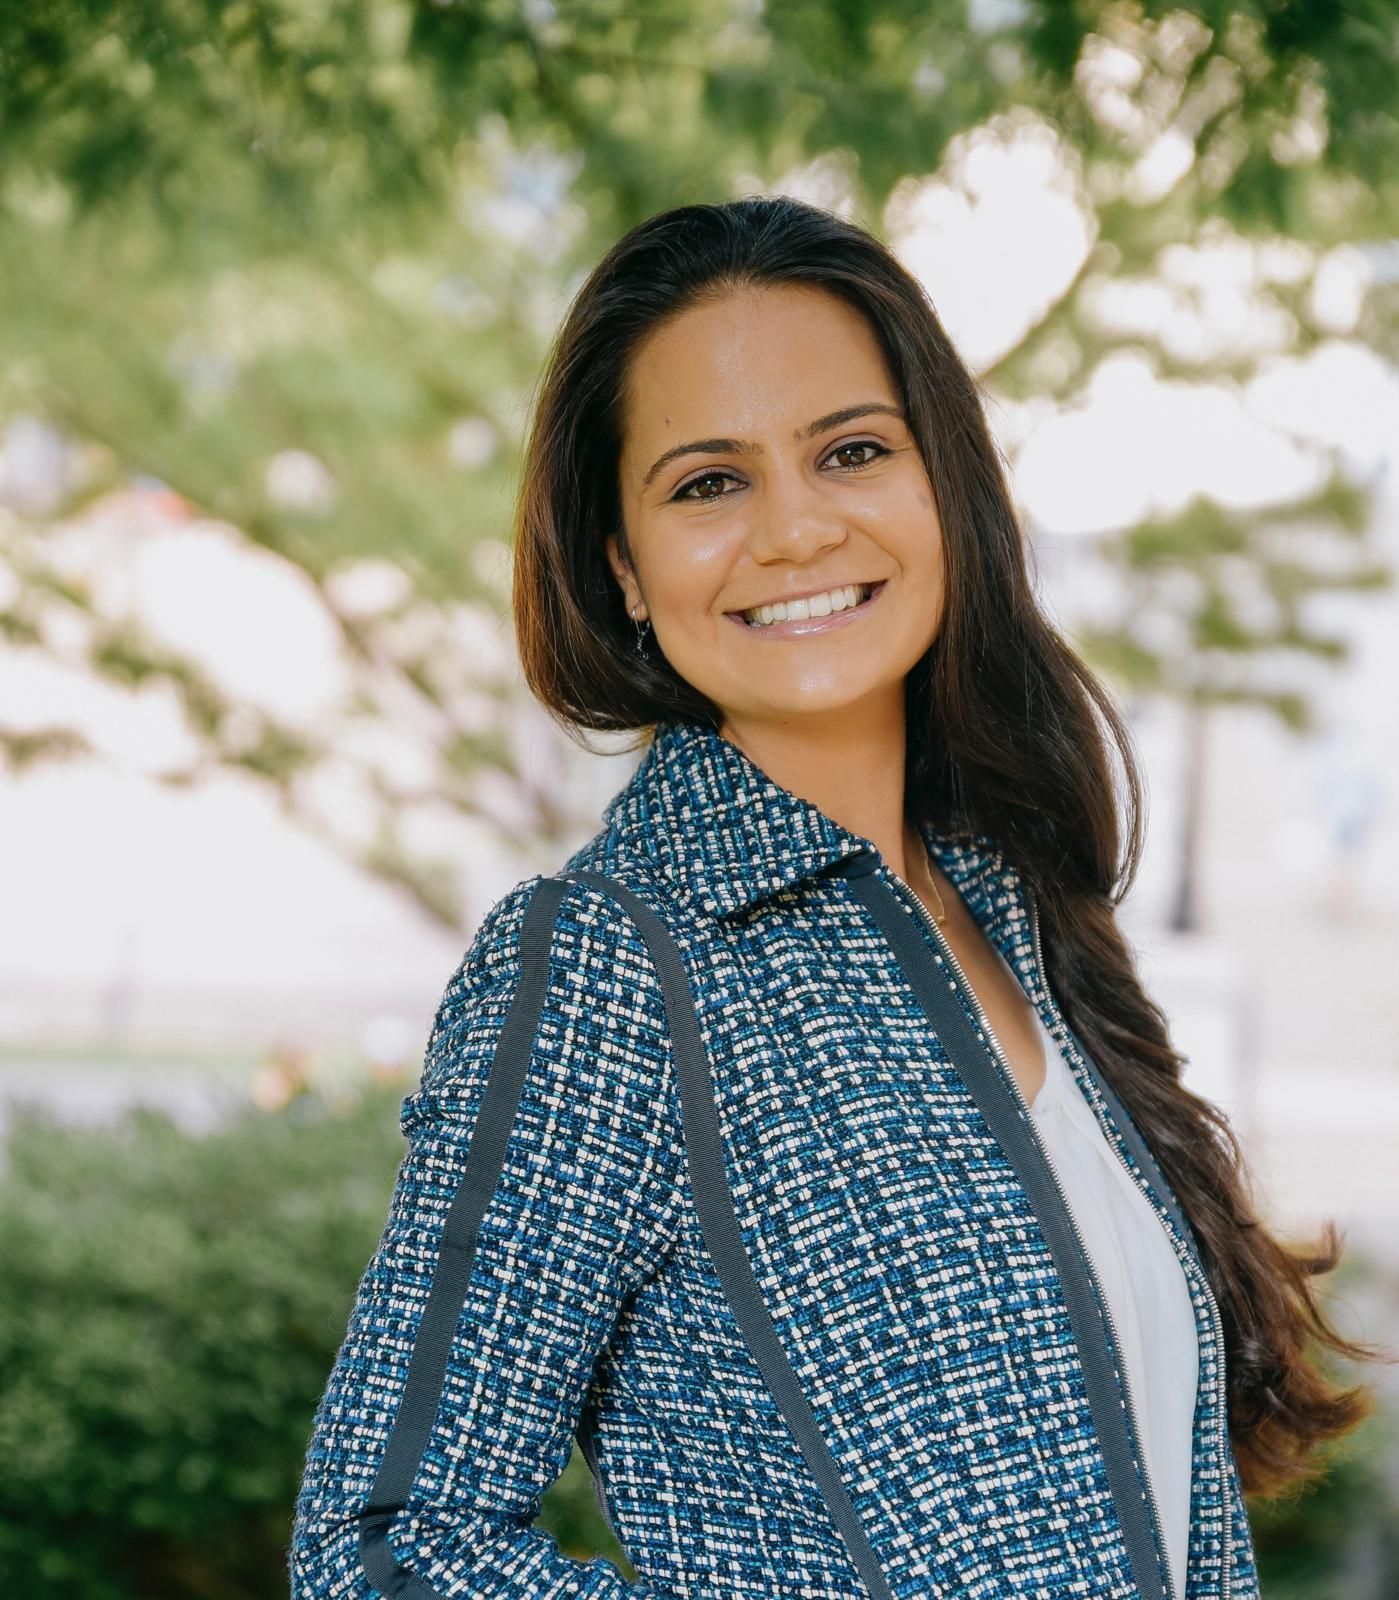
[{"x1": 725, "y1": 579, "x2": 887, "y2": 638}]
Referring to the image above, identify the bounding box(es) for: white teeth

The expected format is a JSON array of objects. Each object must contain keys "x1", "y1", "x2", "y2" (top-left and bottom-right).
[{"x1": 742, "y1": 583, "x2": 873, "y2": 628}]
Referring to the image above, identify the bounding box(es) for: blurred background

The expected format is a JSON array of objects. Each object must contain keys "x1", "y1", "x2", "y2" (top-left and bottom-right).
[{"x1": 1, "y1": 2, "x2": 1397, "y2": 1595}]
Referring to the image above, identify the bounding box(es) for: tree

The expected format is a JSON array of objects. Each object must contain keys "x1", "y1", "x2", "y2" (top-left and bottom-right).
[{"x1": 1, "y1": 0, "x2": 1395, "y2": 929}]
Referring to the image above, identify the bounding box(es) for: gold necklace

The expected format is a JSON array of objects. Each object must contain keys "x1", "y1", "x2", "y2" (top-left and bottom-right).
[{"x1": 910, "y1": 829, "x2": 948, "y2": 924}]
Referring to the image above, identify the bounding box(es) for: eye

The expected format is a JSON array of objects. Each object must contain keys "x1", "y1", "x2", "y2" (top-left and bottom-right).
[{"x1": 671, "y1": 439, "x2": 892, "y2": 502}]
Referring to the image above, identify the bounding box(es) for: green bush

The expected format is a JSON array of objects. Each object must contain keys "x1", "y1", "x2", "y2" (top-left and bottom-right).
[
  {"x1": 4, "y1": 1071, "x2": 1394, "y2": 1597},
  {"x1": 0, "y1": 1076, "x2": 622, "y2": 1598},
  {"x1": 1248, "y1": 1321, "x2": 1399, "y2": 1599},
  {"x1": 1250, "y1": 1418, "x2": 1397, "y2": 1599}
]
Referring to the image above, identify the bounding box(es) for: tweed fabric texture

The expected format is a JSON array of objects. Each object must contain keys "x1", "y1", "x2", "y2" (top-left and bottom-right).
[{"x1": 290, "y1": 714, "x2": 1260, "y2": 1599}]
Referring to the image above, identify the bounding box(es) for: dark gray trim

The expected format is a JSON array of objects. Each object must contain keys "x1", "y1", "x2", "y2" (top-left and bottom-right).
[
  {"x1": 834, "y1": 853, "x2": 1172, "y2": 1600},
  {"x1": 358, "y1": 875, "x2": 568, "y2": 1596},
  {"x1": 560, "y1": 867, "x2": 898, "y2": 1600}
]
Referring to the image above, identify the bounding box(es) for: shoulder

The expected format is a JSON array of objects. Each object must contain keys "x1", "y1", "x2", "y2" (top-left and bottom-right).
[
  {"x1": 403, "y1": 869, "x2": 674, "y2": 1132},
  {"x1": 396, "y1": 867, "x2": 687, "y2": 1292}
]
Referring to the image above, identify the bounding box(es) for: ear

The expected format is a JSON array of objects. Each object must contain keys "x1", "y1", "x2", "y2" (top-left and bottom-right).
[{"x1": 605, "y1": 533, "x2": 645, "y2": 619}]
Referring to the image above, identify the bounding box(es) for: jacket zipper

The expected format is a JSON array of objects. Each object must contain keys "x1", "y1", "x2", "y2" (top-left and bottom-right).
[
  {"x1": 1028, "y1": 890, "x2": 1233, "y2": 1600},
  {"x1": 882, "y1": 860, "x2": 1182, "y2": 1600}
]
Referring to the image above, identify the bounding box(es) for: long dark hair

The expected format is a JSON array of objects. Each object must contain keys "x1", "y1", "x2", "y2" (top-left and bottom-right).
[{"x1": 512, "y1": 193, "x2": 1390, "y2": 1499}]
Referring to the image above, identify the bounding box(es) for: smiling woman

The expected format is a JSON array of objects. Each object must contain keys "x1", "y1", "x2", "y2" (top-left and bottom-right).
[
  {"x1": 288, "y1": 196, "x2": 1388, "y2": 1600},
  {"x1": 602, "y1": 285, "x2": 946, "y2": 753}
]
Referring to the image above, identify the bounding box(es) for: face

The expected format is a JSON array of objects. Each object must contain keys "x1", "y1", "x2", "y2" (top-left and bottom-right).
[{"x1": 608, "y1": 283, "x2": 945, "y2": 742}]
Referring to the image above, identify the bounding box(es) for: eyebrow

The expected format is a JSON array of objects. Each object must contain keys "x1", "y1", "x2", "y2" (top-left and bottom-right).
[{"x1": 640, "y1": 402, "x2": 906, "y2": 491}]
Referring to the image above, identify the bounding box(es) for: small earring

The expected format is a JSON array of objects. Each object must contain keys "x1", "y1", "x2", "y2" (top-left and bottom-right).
[{"x1": 631, "y1": 605, "x2": 652, "y2": 656}]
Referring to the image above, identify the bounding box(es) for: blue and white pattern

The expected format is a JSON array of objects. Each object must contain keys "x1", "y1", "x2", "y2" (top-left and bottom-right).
[{"x1": 289, "y1": 713, "x2": 1261, "y2": 1598}]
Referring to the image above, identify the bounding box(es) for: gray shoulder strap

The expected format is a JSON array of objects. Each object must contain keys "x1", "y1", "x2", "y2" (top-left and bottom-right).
[
  {"x1": 359, "y1": 874, "x2": 573, "y2": 1595},
  {"x1": 554, "y1": 867, "x2": 896, "y2": 1600}
]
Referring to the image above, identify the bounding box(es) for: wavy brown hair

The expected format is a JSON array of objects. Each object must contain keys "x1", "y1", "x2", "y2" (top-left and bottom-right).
[{"x1": 512, "y1": 193, "x2": 1391, "y2": 1500}]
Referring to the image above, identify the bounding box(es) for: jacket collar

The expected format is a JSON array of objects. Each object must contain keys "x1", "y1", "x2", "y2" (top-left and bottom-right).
[{"x1": 602, "y1": 715, "x2": 1010, "y2": 923}]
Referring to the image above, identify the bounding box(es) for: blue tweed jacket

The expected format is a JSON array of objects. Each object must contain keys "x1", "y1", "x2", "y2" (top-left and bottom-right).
[{"x1": 289, "y1": 714, "x2": 1260, "y2": 1599}]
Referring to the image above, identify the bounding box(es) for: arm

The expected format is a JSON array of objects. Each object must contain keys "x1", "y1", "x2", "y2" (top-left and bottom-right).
[{"x1": 288, "y1": 874, "x2": 686, "y2": 1597}]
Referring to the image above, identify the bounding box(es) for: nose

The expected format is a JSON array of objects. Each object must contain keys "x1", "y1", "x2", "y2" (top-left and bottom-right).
[{"x1": 744, "y1": 469, "x2": 850, "y2": 566}]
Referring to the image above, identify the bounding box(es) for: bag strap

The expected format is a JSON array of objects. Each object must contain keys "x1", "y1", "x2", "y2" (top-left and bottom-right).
[{"x1": 552, "y1": 868, "x2": 895, "y2": 1600}]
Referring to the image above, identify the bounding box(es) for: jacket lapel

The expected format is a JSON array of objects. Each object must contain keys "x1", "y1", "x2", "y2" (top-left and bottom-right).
[{"x1": 603, "y1": 715, "x2": 1017, "y2": 936}]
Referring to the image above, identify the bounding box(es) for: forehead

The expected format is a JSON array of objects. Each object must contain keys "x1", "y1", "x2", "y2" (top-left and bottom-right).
[{"x1": 620, "y1": 285, "x2": 896, "y2": 453}]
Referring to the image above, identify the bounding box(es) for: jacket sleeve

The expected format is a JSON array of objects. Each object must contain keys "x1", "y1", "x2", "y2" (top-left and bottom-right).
[{"x1": 288, "y1": 873, "x2": 687, "y2": 1597}]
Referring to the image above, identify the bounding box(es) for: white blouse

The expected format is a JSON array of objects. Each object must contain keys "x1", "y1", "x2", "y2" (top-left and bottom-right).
[{"x1": 1008, "y1": 956, "x2": 1199, "y2": 1600}]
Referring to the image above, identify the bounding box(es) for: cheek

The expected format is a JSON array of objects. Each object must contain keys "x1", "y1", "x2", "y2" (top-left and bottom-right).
[
  {"x1": 867, "y1": 468, "x2": 940, "y2": 531},
  {"x1": 882, "y1": 500, "x2": 944, "y2": 580},
  {"x1": 654, "y1": 532, "x2": 743, "y2": 613}
]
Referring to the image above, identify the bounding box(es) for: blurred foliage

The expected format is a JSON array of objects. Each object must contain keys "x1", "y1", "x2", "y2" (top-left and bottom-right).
[
  {"x1": 1079, "y1": 469, "x2": 1391, "y2": 726},
  {"x1": 1251, "y1": 1415, "x2": 1399, "y2": 1598},
  {"x1": 1246, "y1": 1242, "x2": 1399, "y2": 1595},
  {"x1": 0, "y1": 1078, "x2": 622, "y2": 1597},
  {"x1": 0, "y1": 1077, "x2": 1395, "y2": 1594},
  {"x1": 2, "y1": 17, "x2": 1395, "y2": 1594},
  {"x1": 0, "y1": 1, "x2": 1396, "y2": 929}
]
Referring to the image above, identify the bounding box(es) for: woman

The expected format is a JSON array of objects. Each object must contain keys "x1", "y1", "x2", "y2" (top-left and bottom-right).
[{"x1": 289, "y1": 197, "x2": 1382, "y2": 1599}]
